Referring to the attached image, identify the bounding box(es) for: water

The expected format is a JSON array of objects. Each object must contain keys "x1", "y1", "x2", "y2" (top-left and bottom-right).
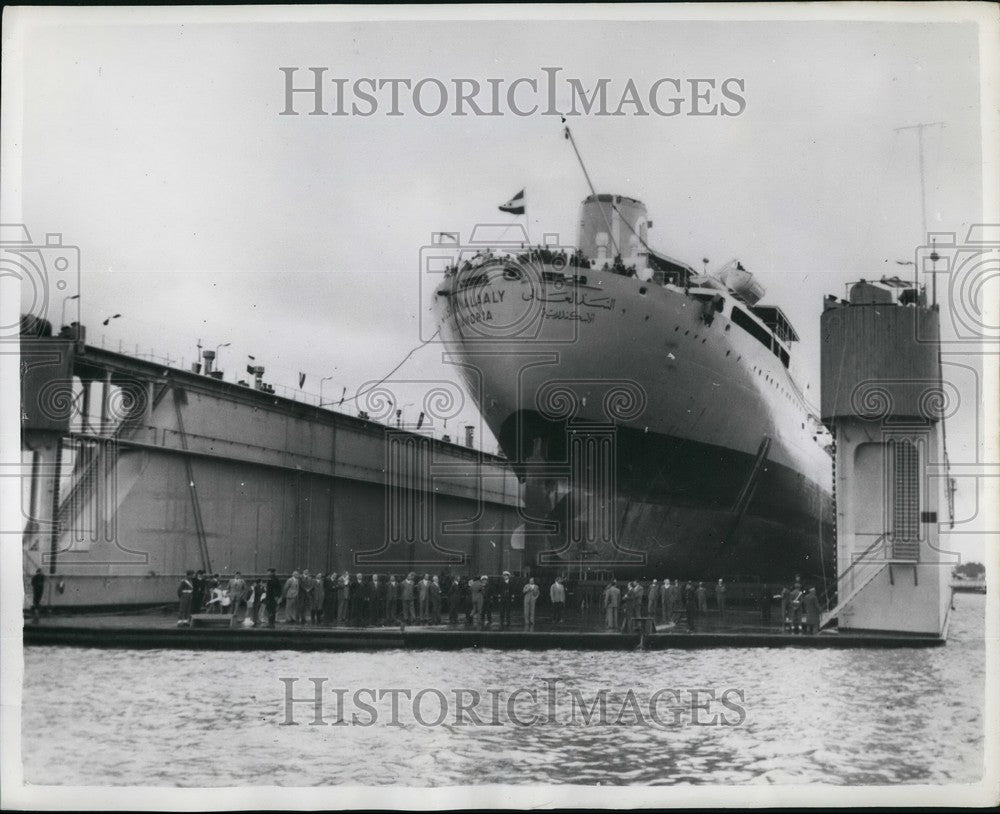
[{"x1": 21, "y1": 593, "x2": 985, "y2": 786}]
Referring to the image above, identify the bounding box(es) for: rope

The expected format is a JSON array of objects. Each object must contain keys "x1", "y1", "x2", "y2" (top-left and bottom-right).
[
  {"x1": 350, "y1": 328, "x2": 441, "y2": 404},
  {"x1": 564, "y1": 126, "x2": 619, "y2": 256}
]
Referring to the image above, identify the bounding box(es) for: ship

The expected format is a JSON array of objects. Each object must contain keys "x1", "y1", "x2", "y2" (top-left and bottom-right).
[{"x1": 433, "y1": 192, "x2": 836, "y2": 587}]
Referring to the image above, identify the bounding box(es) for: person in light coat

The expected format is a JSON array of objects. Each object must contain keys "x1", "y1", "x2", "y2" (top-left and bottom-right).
[
  {"x1": 603, "y1": 580, "x2": 621, "y2": 631},
  {"x1": 228, "y1": 572, "x2": 247, "y2": 625},
  {"x1": 549, "y1": 576, "x2": 566, "y2": 624},
  {"x1": 522, "y1": 577, "x2": 540, "y2": 631},
  {"x1": 281, "y1": 571, "x2": 301, "y2": 623}
]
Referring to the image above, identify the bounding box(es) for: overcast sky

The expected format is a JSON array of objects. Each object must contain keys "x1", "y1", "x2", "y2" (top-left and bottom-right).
[{"x1": 4, "y1": 7, "x2": 994, "y2": 559}]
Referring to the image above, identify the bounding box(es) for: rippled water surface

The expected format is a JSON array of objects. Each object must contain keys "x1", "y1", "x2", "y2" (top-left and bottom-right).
[{"x1": 21, "y1": 594, "x2": 985, "y2": 786}]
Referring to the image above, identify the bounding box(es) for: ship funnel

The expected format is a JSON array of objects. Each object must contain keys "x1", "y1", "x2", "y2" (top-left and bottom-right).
[
  {"x1": 201, "y1": 349, "x2": 215, "y2": 375},
  {"x1": 577, "y1": 193, "x2": 650, "y2": 272}
]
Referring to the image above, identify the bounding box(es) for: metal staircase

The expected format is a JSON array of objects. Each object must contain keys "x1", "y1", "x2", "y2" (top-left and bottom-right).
[{"x1": 820, "y1": 533, "x2": 889, "y2": 629}]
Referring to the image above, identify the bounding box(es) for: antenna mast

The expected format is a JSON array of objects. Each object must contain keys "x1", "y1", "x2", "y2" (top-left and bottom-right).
[{"x1": 894, "y1": 121, "x2": 945, "y2": 292}]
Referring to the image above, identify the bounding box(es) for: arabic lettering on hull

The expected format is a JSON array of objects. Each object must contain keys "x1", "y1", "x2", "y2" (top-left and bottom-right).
[{"x1": 523, "y1": 288, "x2": 616, "y2": 310}]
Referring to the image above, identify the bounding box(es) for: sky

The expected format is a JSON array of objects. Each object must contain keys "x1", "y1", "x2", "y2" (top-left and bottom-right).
[{"x1": 3, "y1": 7, "x2": 995, "y2": 560}]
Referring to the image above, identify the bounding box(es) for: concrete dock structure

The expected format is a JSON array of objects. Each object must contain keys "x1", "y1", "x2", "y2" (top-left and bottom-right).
[
  {"x1": 20, "y1": 323, "x2": 520, "y2": 609},
  {"x1": 820, "y1": 279, "x2": 954, "y2": 637}
]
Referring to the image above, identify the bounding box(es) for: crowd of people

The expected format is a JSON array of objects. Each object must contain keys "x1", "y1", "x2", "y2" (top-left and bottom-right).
[
  {"x1": 176, "y1": 569, "x2": 574, "y2": 631},
  {"x1": 772, "y1": 581, "x2": 823, "y2": 634},
  {"x1": 601, "y1": 578, "x2": 730, "y2": 632},
  {"x1": 175, "y1": 569, "x2": 824, "y2": 634}
]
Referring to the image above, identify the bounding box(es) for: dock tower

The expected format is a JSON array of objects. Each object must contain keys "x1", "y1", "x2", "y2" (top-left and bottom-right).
[{"x1": 820, "y1": 278, "x2": 953, "y2": 637}]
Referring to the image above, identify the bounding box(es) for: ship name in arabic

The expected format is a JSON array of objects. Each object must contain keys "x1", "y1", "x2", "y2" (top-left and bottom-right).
[
  {"x1": 523, "y1": 289, "x2": 615, "y2": 310},
  {"x1": 544, "y1": 309, "x2": 596, "y2": 323}
]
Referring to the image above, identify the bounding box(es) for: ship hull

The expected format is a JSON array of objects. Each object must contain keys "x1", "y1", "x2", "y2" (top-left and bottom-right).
[{"x1": 434, "y1": 257, "x2": 835, "y2": 586}]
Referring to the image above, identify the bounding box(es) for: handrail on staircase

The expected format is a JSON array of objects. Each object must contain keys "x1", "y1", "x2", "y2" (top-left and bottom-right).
[{"x1": 818, "y1": 532, "x2": 888, "y2": 613}]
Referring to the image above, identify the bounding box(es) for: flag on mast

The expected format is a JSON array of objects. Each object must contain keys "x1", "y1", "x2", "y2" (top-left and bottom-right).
[{"x1": 499, "y1": 189, "x2": 525, "y2": 215}]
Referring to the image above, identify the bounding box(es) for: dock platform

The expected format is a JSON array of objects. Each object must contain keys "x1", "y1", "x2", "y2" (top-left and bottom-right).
[{"x1": 22, "y1": 612, "x2": 945, "y2": 650}]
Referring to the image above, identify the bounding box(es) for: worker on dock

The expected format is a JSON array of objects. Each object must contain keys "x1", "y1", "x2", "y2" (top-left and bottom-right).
[
  {"x1": 469, "y1": 575, "x2": 484, "y2": 627},
  {"x1": 336, "y1": 572, "x2": 350, "y2": 625},
  {"x1": 368, "y1": 574, "x2": 382, "y2": 626},
  {"x1": 697, "y1": 582, "x2": 708, "y2": 614},
  {"x1": 497, "y1": 571, "x2": 515, "y2": 629},
  {"x1": 778, "y1": 586, "x2": 790, "y2": 631},
  {"x1": 176, "y1": 570, "x2": 194, "y2": 626},
  {"x1": 322, "y1": 573, "x2": 336, "y2": 624},
  {"x1": 619, "y1": 581, "x2": 636, "y2": 632},
  {"x1": 281, "y1": 571, "x2": 301, "y2": 624},
  {"x1": 30, "y1": 568, "x2": 45, "y2": 623},
  {"x1": 446, "y1": 574, "x2": 461, "y2": 624},
  {"x1": 248, "y1": 577, "x2": 265, "y2": 626},
  {"x1": 684, "y1": 581, "x2": 699, "y2": 631},
  {"x1": 401, "y1": 572, "x2": 416, "y2": 624},
  {"x1": 385, "y1": 574, "x2": 399, "y2": 624},
  {"x1": 351, "y1": 572, "x2": 368, "y2": 627},
  {"x1": 265, "y1": 568, "x2": 282, "y2": 628},
  {"x1": 303, "y1": 571, "x2": 319, "y2": 625},
  {"x1": 522, "y1": 577, "x2": 539, "y2": 631},
  {"x1": 603, "y1": 580, "x2": 620, "y2": 631},
  {"x1": 715, "y1": 579, "x2": 727, "y2": 617},
  {"x1": 192, "y1": 570, "x2": 205, "y2": 614},
  {"x1": 228, "y1": 572, "x2": 247, "y2": 625},
  {"x1": 418, "y1": 574, "x2": 431, "y2": 624},
  {"x1": 430, "y1": 576, "x2": 442, "y2": 625},
  {"x1": 480, "y1": 576, "x2": 494, "y2": 629},
  {"x1": 659, "y1": 579, "x2": 673, "y2": 625},
  {"x1": 461, "y1": 576, "x2": 473, "y2": 626},
  {"x1": 550, "y1": 576, "x2": 566, "y2": 624},
  {"x1": 789, "y1": 583, "x2": 804, "y2": 634},
  {"x1": 646, "y1": 578, "x2": 659, "y2": 623},
  {"x1": 803, "y1": 587, "x2": 821, "y2": 634},
  {"x1": 312, "y1": 573, "x2": 325, "y2": 625}
]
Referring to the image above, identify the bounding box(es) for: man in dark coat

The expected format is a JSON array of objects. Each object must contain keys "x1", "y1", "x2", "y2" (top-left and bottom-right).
[
  {"x1": 446, "y1": 575, "x2": 461, "y2": 624},
  {"x1": 349, "y1": 573, "x2": 364, "y2": 626},
  {"x1": 429, "y1": 576, "x2": 442, "y2": 624},
  {"x1": 497, "y1": 571, "x2": 515, "y2": 629},
  {"x1": 480, "y1": 576, "x2": 493, "y2": 629},
  {"x1": 265, "y1": 568, "x2": 282, "y2": 628},
  {"x1": 322, "y1": 573, "x2": 337, "y2": 624},
  {"x1": 459, "y1": 575, "x2": 472, "y2": 626},
  {"x1": 385, "y1": 574, "x2": 399, "y2": 624},
  {"x1": 803, "y1": 586, "x2": 821, "y2": 634},
  {"x1": 337, "y1": 573, "x2": 350, "y2": 625},
  {"x1": 372, "y1": 574, "x2": 387, "y2": 625},
  {"x1": 684, "y1": 581, "x2": 699, "y2": 631},
  {"x1": 192, "y1": 570, "x2": 205, "y2": 614},
  {"x1": 30, "y1": 568, "x2": 46, "y2": 622}
]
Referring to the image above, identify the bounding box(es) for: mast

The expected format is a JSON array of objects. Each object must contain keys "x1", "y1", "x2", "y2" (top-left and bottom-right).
[{"x1": 894, "y1": 121, "x2": 945, "y2": 299}]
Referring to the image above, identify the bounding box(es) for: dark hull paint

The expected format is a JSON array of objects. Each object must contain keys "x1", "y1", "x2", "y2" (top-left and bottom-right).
[{"x1": 500, "y1": 412, "x2": 835, "y2": 588}]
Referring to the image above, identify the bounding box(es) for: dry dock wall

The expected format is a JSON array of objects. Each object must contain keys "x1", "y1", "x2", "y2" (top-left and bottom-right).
[{"x1": 22, "y1": 343, "x2": 522, "y2": 607}]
